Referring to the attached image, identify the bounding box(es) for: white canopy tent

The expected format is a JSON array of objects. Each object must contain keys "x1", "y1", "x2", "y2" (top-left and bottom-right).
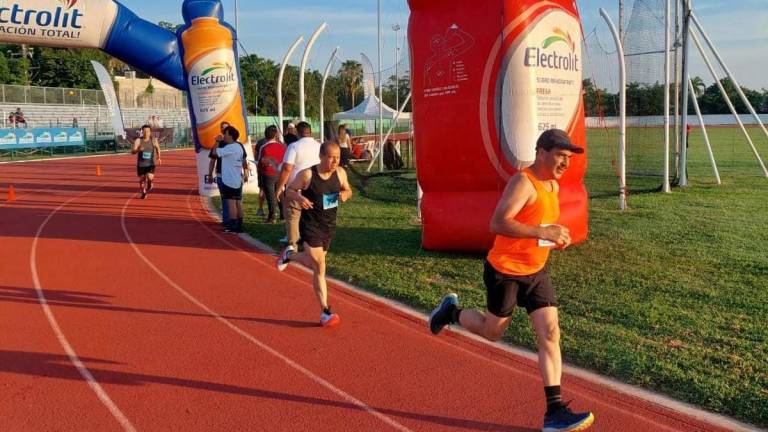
[{"x1": 333, "y1": 53, "x2": 411, "y2": 121}]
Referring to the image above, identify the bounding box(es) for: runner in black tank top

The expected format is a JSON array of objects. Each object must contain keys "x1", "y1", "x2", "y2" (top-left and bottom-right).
[
  {"x1": 276, "y1": 141, "x2": 353, "y2": 327},
  {"x1": 131, "y1": 124, "x2": 162, "y2": 199},
  {"x1": 299, "y1": 165, "x2": 340, "y2": 248}
]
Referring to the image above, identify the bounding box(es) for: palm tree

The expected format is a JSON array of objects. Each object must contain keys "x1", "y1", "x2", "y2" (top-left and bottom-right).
[
  {"x1": 691, "y1": 76, "x2": 706, "y2": 98},
  {"x1": 339, "y1": 59, "x2": 362, "y2": 109}
]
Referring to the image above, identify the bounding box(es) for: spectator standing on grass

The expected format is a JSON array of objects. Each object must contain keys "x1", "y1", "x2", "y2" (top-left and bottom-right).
[
  {"x1": 207, "y1": 121, "x2": 231, "y2": 227},
  {"x1": 254, "y1": 126, "x2": 274, "y2": 217},
  {"x1": 338, "y1": 124, "x2": 352, "y2": 167},
  {"x1": 258, "y1": 125, "x2": 285, "y2": 223},
  {"x1": 284, "y1": 122, "x2": 299, "y2": 146},
  {"x1": 276, "y1": 121, "x2": 320, "y2": 249},
  {"x1": 210, "y1": 126, "x2": 248, "y2": 233}
]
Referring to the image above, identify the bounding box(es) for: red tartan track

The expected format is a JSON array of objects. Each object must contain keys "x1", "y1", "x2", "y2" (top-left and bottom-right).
[{"x1": 0, "y1": 151, "x2": 752, "y2": 431}]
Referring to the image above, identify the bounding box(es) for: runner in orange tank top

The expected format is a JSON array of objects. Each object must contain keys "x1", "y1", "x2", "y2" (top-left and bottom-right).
[{"x1": 428, "y1": 129, "x2": 594, "y2": 432}]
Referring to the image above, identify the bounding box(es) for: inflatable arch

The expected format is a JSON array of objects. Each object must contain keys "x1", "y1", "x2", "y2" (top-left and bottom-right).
[
  {"x1": 408, "y1": 0, "x2": 589, "y2": 252},
  {"x1": 0, "y1": 0, "x2": 253, "y2": 195}
]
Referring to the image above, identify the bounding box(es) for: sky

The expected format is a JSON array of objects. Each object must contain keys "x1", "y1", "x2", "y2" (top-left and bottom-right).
[{"x1": 118, "y1": 0, "x2": 768, "y2": 90}]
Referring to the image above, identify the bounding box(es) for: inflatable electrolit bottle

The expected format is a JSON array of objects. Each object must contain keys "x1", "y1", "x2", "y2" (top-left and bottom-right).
[
  {"x1": 180, "y1": 0, "x2": 255, "y2": 195},
  {"x1": 408, "y1": 0, "x2": 588, "y2": 252}
]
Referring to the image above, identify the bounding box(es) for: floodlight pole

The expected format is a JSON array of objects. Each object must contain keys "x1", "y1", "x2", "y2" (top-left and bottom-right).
[
  {"x1": 690, "y1": 12, "x2": 768, "y2": 142},
  {"x1": 300, "y1": 22, "x2": 327, "y2": 122},
  {"x1": 662, "y1": 0, "x2": 671, "y2": 192},
  {"x1": 690, "y1": 31, "x2": 768, "y2": 177},
  {"x1": 278, "y1": 36, "x2": 304, "y2": 138},
  {"x1": 687, "y1": 77, "x2": 721, "y2": 185},
  {"x1": 601, "y1": 8, "x2": 627, "y2": 211},
  {"x1": 320, "y1": 47, "x2": 340, "y2": 142},
  {"x1": 378, "y1": 0, "x2": 384, "y2": 172}
]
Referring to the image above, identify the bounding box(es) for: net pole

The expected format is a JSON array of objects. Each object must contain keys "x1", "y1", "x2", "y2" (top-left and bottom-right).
[
  {"x1": 601, "y1": 8, "x2": 627, "y2": 211},
  {"x1": 691, "y1": 12, "x2": 768, "y2": 142},
  {"x1": 690, "y1": 31, "x2": 768, "y2": 177},
  {"x1": 673, "y1": 0, "x2": 681, "y2": 179},
  {"x1": 663, "y1": 0, "x2": 672, "y2": 192},
  {"x1": 687, "y1": 77, "x2": 721, "y2": 185},
  {"x1": 678, "y1": 0, "x2": 692, "y2": 187}
]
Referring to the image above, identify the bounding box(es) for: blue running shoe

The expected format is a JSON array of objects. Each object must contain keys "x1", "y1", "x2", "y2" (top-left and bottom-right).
[
  {"x1": 542, "y1": 402, "x2": 594, "y2": 432},
  {"x1": 428, "y1": 293, "x2": 458, "y2": 335}
]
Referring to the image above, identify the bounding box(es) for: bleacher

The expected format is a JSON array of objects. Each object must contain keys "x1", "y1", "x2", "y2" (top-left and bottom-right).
[{"x1": 0, "y1": 104, "x2": 191, "y2": 132}]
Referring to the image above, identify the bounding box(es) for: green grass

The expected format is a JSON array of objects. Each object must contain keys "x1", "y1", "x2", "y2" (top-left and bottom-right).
[{"x1": 236, "y1": 126, "x2": 768, "y2": 427}]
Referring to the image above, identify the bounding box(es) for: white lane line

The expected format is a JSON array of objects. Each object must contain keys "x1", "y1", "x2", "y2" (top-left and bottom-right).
[
  {"x1": 30, "y1": 186, "x2": 137, "y2": 432},
  {"x1": 120, "y1": 194, "x2": 414, "y2": 432}
]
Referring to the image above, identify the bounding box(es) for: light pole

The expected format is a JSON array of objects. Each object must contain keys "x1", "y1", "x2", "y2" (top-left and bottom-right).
[{"x1": 392, "y1": 23, "x2": 401, "y2": 114}]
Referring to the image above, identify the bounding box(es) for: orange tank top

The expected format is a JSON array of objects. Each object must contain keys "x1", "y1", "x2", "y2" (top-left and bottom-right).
[{"x1": 487, "y1": 169, "x2": 560, "y2": 276}]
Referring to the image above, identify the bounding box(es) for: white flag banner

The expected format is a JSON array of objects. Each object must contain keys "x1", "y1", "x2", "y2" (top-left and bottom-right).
[{"x1": 91, "y1": 60, "x2": 125, "y2": 139}]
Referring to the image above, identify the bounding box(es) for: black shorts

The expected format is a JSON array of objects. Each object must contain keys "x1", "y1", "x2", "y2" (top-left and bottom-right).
[
  {"x1": 299, "y1": 223, "x2": 335, "y2": 251},
  {"x1": 137, "y1": 165, "x2": 155, "y2": 177},
  {"x1": 483, "y1": 260, "x2": 558, "y2": 316},
  {"x1": 220, "y1": 183, "x2": 242, "y2": 200}
]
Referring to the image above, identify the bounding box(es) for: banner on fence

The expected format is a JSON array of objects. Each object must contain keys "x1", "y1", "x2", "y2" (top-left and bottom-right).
[{"x1": 0, "y1": 128, "x2": 86, "y2": 149}]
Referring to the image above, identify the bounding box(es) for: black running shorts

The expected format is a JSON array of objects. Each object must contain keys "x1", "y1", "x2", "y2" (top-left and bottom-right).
[
  {"x1": 483, "y1": 260, "x2": 558, "y2": 316},
  {"x1": 136, "y1": 165, "x2": 155, "y2": 177},
  {"x1": 299, "y1": 222, "x2": 335, "y2": 251},
  {"x1": 220, "y1": 183, "x2": 242, "y2": 200}
]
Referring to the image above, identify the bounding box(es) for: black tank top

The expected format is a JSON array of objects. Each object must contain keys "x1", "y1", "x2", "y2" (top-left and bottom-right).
[
  {"x1": 136, "y1": 138, "x2": 155, "y2": 167},
  {"x1": 300, "y1": 166, "x2": 341, "y2": 229}
]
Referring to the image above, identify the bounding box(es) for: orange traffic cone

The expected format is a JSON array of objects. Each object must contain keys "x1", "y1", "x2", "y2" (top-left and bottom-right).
[
  {"x1": 7, "y1": 185, "x2": 16, "y2": 203},
  {"x1": 96, "y1": 165, "x2": 102, "y2": 176}
]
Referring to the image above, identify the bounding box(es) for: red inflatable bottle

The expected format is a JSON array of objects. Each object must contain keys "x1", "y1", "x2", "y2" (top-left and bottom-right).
[{"x1": 409, "y1": 0, "x2": 588, "y2": 252}]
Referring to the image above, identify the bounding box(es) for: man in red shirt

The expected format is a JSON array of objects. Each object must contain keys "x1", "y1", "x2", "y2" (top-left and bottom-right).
[{"x1": 258, "y1": 125, "x2": 286, "y2": 223}]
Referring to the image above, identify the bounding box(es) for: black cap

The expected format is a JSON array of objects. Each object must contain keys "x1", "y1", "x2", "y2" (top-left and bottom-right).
[{"x1": 536, "y1": 129, "x2": 584, "y2": 154}]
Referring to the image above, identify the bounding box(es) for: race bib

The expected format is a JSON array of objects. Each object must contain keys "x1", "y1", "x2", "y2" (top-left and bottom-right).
[
  {"x1": 323, "y1": 192, "x2": 340, "y2": 210},
  {"x1": 142, "y1": 151, "x2": 152, "y2": 159}
]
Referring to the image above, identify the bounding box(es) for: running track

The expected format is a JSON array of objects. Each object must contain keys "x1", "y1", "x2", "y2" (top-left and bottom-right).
[{"x1": 0, "y1": 151, "x2": 753, "y2": 431}]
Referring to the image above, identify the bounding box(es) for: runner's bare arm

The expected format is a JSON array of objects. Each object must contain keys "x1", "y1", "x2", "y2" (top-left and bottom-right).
[
  {"x1": 285, "y1": 169, "x2": 313, "y2": 209},
  {"x1": 276, "y1": 163, "x2": 294, "y2": 202},
  {"x1": 337, "y1": 168, "x2": 353, "y2": 203},
  {"x1": 130, "y1": 138, "x2": 141, "y2": 154},
  {"x1": 490, "y1": 174, "x2": 541, "y2": 239},
  {"x1": 153, "y1": 139, "x2": 161, "y2": 165}
]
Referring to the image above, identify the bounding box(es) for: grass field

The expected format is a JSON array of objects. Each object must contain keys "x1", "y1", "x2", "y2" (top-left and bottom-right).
[{"x1": 235, "y1": 126, "x2": 767, "y2": 427}]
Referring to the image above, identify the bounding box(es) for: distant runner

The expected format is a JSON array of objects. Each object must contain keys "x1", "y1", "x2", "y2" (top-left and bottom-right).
[{"x1": 131, "y1": 124, "x2": 161, "y2": 199}]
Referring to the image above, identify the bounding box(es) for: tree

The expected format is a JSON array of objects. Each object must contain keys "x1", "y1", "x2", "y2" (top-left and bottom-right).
[
  {"x1": 0, "y1": 52, "x2": 11, "y2": 84},
  {"x1": 32, "y1": 47, "x2": 109, "y2": 89},
  {"x1": 691, "y1": 76, "x2": 706, "y2": 98},
  {"x1": 339, "y1": 60, "x2": 362, "y2": 109}
]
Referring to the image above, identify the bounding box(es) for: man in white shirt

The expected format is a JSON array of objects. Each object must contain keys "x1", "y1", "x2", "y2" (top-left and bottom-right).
[
  {"x1": 211, "y1": 126, "x2": 249, "y2": 233},
  {"x1": 277, "y1": 121, "x2": 320, "y2": 248}
]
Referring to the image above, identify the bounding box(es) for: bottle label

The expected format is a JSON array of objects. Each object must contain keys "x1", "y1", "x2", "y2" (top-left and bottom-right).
[
  {"x1": 498, "y1": 8, "x2": 582, "y2": 168},
  {"x1": 188, "y1": 48, "x2": 239, "y2": 126}
]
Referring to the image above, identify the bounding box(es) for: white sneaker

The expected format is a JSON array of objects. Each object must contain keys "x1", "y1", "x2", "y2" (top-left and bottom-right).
[
  {"x1": 276, "y1": 245, "x2": 295, "y2": 271},
  {"x1": 320, "y1": 311, "x2": 340, "y2": 327}
]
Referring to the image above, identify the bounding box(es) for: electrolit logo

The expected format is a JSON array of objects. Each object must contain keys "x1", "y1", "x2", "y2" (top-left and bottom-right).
[
  {"x1": 524, "y1": 27, "x2": 579, "y2": 71},
  {"x1": 0, "y1": 3, "x2": 84, "y2": 30},
  {"x1": 191, "y1": 62, "x2": 235, "y2": 86},
  {"x1": 60, "y1": 0, "x2": 79, "y2": 9},
  {"x1": 542, "y1": 28, "x2": 575, "y2": 51},
  {"x1": 491, "y1": 8, "x2": 583, "y2": 171},
  {"x1": 188, "y1": 49, "x2": 239, "y2": 125}
]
